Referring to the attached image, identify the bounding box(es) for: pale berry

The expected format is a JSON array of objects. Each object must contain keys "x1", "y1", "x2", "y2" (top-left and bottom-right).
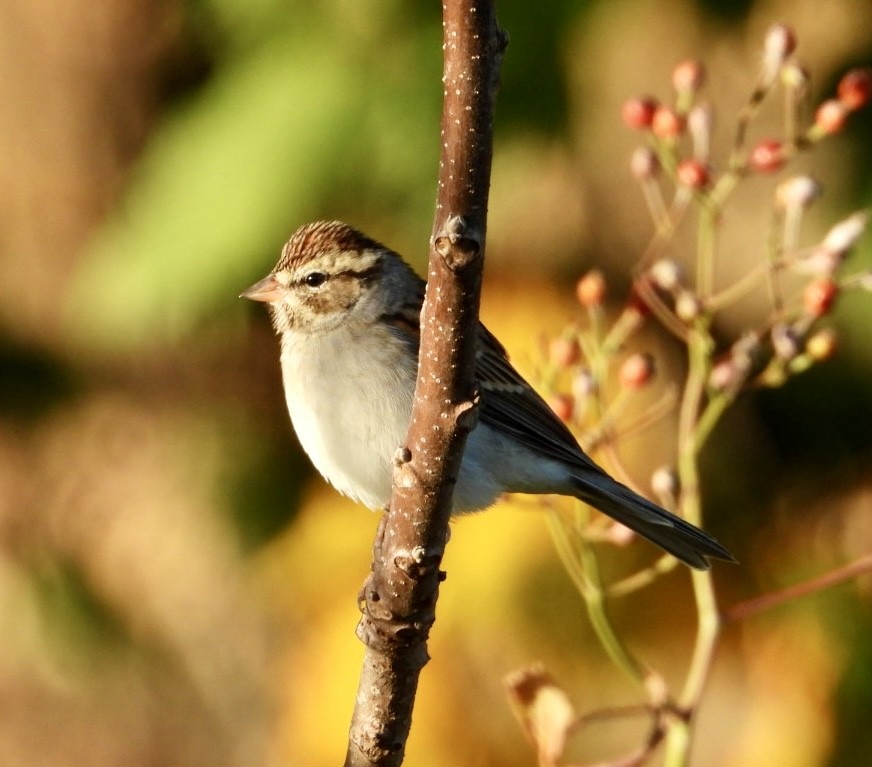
[
  {"x1": 673, "y1": 59, "x2": 706, "y2": 92},
  {"x1": 619, "y1": 353, "x2": 655, "y2": 390}
]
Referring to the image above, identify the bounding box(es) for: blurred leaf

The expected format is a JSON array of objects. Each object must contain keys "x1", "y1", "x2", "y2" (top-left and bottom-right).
[{"x1": 65, "y1": 14, "x2": 440, "y2": 350}]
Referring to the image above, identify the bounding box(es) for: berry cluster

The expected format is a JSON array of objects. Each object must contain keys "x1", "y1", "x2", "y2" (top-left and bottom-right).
[{"x1": 540, "y1": 22, "x2": 870, "y2": 519}]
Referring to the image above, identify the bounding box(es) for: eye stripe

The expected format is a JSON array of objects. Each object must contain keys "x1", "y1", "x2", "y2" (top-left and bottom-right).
[{"x1": 293, "y1": 264, "x2": 381, "y2": 288}]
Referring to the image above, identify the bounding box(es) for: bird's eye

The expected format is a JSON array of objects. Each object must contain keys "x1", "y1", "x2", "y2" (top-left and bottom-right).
[{"x1": 304, "y1": 272, "x2": 328, "y2": 288}]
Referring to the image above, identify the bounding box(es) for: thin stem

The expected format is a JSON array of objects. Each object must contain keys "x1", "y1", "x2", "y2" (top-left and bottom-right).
[
  {"x1": 641, "y1": 177, "x2": 671, "y2": 229},
  {"x1": 546, "y1": 509, "x2": 592, "y2": 601},
  {"x1": 608, "y1": 556, "x2": 680, "y2": 598},
  {"x1": 546, "y1": 511, "x2": 649, "y2": 685},
  {"x1": 706, "y1": 261, "x2": 768, "y2": 312},
  {"x1": 662, "y1": 327, "x2": 721, "y2": 767},
  {"x1": 693, "y1": 390, "x2": 734, "y2": 450},
  {"x1": 723, "y1": 554, "x2": 872, "y2": 623},
  {"x1": 729, "y1": 76, "x2": 776, "y2": 171},
  {"x1": 633, "y1": 278, "x2": 690, "y2": 342},
  {"x1": 696, "y1": 201, "x2": 718, "y2": 300}
]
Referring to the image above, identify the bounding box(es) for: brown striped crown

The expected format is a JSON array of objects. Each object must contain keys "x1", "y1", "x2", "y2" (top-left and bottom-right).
[{"x1": 276, "y1": 221, "x2": 388, "y2": 271}]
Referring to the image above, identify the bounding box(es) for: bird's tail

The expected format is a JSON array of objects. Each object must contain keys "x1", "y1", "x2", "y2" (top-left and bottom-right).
[{"x1": 569, "y1": 472, "x2": 736, "y2": 570}]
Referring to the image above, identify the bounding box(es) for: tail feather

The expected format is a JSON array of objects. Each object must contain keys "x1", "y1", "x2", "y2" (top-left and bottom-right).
[{"x1": 570, "y1": 474, "x2": 736, "y2": 570}]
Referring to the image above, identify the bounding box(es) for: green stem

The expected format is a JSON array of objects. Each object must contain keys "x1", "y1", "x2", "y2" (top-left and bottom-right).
[
  {"x1": 546, "y1": 511, "x2": 648, "y2": 685},
  {"x1": 662, "y1": 327, "x2": 723, "y2": 767},
  {"x1": 696, "y1": 202, "x2": 718, "y2": 300}
]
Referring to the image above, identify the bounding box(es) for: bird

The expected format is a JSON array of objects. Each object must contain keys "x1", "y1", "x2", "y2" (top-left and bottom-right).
[{"x1": 241, "y1": 220, "x2": 735, "y2": 569}]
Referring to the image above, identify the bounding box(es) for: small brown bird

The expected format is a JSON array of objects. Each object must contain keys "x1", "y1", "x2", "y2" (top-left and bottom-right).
[{"x1": 243, "y1": 221, "x2": 734, "y2": 569}]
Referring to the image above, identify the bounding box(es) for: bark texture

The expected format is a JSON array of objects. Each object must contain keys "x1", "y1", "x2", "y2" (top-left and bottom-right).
[{"x1": 344, "y1": 2, "x2": 507, "y2": 765}]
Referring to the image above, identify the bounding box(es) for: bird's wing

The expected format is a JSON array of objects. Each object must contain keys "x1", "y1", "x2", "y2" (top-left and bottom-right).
[{"x1": 474, "y1": 323, "x2": 602, "y2": 473}]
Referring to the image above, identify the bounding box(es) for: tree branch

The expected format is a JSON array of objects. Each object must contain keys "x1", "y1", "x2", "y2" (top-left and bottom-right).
[{"x1": 344, "y1": 3, "x2": 507, "y2": 766}]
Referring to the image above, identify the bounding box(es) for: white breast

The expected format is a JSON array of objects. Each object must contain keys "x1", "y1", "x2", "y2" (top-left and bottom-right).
[{"x1": 279, "y1": 325, "x2": 417, "y2": 509}]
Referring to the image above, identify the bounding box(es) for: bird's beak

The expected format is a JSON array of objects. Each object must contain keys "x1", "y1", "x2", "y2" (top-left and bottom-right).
[{"x1": 240, "y1": 274, "x2": 284, "y2": 302}]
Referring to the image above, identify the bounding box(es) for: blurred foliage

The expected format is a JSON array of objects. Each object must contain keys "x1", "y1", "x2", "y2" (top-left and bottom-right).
[{"x1": 1, "y1": 1, "x2": 872, "y2": 766}]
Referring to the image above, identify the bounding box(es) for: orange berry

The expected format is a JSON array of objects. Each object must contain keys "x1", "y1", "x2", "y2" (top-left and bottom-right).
[
  {"x1": 802, "y1": 277, "x2": 839, "y2": 317},
  {"x1": 672, "y1": 59, "x2": 706, "y2": 92},
  {"x1": 576, "y1": 270, "x2": 606, "y2": 308},
  {"x1": 814, "y1": 99, "x2": 848, "y2": 135},
  {"x1": 651, "y1": 106, "x2": 686, "y2": 139}
]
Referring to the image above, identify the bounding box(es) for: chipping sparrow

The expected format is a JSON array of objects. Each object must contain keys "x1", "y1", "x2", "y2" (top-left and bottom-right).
[{"x1": 242, "y1": 221, "x2": 734, "y2": 569}]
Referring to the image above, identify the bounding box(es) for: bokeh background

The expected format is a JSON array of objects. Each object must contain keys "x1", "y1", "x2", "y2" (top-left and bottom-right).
[{"x1": 1, "y1": 0, "x2": 871, "y2": 765}]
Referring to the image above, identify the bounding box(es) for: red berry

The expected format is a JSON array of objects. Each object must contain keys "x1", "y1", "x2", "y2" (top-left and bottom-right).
[
  {"x1": 838, "y1": 67, "x2": 872, "y2": 110},
  {"x1": 814, "y1": 99, "x2": 848, "y2": 135},
  {"x1": 651, "y1": 106, "x2": 686, "y2": 139},
  {"x1": 676, "y1": 159, "x2": 709, "y2": 189},
  {"x1": 622, "y1": 97, "x2": 658, "y2": 129},
  {"x1": 802, "y1": 277, "x2": 839, "y2": 317},
  {"x1": 750, "y1": 139, "x2": 785, "y2": 173}
]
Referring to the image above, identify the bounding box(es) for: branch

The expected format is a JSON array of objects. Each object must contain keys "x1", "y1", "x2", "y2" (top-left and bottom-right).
[
  {"x1": 344, "y1": 3, "x2": 507, "y2": 766},
  {"x1": 722, "y1": 553, "x2": 872, "y2": 623}
]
